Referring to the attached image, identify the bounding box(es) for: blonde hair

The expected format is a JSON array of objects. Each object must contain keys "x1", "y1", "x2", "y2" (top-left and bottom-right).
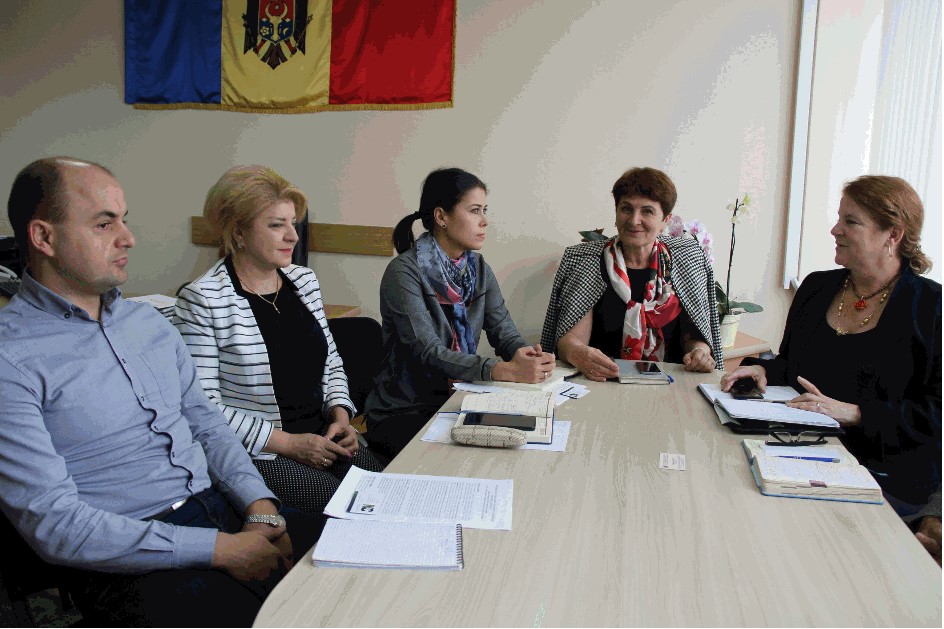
[
  {"x1": 203, "y1": 165, "x2": 307, "y2": 258},
  {"x1": 842, "y1": 175, "x2": 931, "y2": 275}
]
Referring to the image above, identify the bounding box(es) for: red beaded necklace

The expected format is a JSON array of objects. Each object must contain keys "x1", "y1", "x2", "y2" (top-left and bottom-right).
[{"x1": 849, "y1": 273, "x2": 900, "y2": 311}]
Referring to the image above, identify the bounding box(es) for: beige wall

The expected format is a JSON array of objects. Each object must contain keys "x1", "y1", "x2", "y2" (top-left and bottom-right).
[{"x1": 0, "y1": 0, "x2": 801, "y2": 349}]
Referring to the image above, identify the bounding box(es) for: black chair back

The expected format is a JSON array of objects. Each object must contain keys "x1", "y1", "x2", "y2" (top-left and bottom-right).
[
  {"x1": 292, "y1": 212, "x2": 309, "y2": 268},
  {"x1": 327, "y1": 316, "x2": 382, "y2": 412}
]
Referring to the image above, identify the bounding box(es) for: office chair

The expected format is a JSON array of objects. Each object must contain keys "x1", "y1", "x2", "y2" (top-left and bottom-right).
[
  {"x1": 327, "y1": 316, "x2": 383, "y2": 439},
  {"x1": 328, "y1": 316, "x2": 382, "y2": 412},
  {"x1": 0, "y1": 513, "x2": 75, "y2": 626},
  {"x1": 292, "y1": 212, "x2": 309, "y2": 268}
]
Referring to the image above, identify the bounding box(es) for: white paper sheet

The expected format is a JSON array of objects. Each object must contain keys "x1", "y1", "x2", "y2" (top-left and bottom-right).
[
  {"x1": 312, "y1": 520, "x2": 463, "y2": 570},
  {"x1": 126, "y1": 293, "x2": 177, "y2": 308},
  {"x1": 659, "y1": 452, "x2": 686, "y2": 471},
  {"x1": 453, "y1": 381, "x2": 586, "y2": 406},
  {"x1": 421, "y1": 413, "x2": 571, "y2": 452},
  {"x1": 324, "y1": 466, "x2": 514, "y2": 530},
  {"x1": 698, "y1": 383, "x2": 799, "y2": 403},
  {"x1": 718, "y1": 398, "x2": 840, "y2": 428},
  {"x1": 552, "y1": 382, "x2": 589, "y2": 405}
]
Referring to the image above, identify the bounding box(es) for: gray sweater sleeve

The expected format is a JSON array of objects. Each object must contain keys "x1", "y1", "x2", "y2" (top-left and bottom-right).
[
  {"x1": 380, "y1": 254, "x2": 525, "y2": 382},
  {"x1": 480, "y1": 261, "x2": 530, "y2": 363}
]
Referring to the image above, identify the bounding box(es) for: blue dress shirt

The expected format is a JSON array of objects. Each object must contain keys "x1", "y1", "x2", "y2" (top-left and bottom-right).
[{"x1": 0, "y1": 272, "x2": 277, "y2": 573}]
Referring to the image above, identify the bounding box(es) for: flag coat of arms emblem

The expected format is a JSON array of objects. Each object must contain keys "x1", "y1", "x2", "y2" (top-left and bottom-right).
[
  {"x1": 246, "y1": 0, "x2": 310, "y2": 70},
  {"x1": 125, "y1": 0, "x2": 455, "y2": 113}
]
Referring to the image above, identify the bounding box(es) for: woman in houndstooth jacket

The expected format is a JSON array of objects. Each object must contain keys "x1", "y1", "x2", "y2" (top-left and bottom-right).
[{"x1": 541, "y1": 167, "x2": 723, "y2": 381}]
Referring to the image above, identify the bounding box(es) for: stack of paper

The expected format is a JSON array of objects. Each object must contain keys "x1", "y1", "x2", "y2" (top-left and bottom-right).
[
  {"x1": 127, "y1": 294, "x2": 176, "y2": 320},
  {"x1": 718, "y1": 398, "x2": 839, "y2": 428},
  {"x1": 312, "y1": 520, "x2": 464, "y2": 570}
]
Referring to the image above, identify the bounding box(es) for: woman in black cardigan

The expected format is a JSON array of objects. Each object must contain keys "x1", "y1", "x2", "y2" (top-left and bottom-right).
[{"x1": 721, "y1": 175, "x2": 941, "y2": 517}]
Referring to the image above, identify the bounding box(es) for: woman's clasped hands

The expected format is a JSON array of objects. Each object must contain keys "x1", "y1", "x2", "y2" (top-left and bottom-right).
[
  {"x1": 286, "y1": 408, "x2": 358, "y2": 470},
  {"x1": 287, "y1": 433, "x2": 352, "y2": 469},
  {"x1": 493, "y1": 344, "x2": 556, "y2": 384}
]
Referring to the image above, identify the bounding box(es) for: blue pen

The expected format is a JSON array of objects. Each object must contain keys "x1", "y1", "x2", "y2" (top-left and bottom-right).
[{"x1": 777, "y1": 454, "x2": 839, "y2": 463}]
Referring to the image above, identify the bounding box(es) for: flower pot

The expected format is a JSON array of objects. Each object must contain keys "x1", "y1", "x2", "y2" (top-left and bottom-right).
[{"x1": 719, "y1": 313, "x2": 740, "y2": 349}]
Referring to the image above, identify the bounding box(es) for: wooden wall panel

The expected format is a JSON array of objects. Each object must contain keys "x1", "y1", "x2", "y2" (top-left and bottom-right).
[{"x1": 190, "y1": 216, "x2": 393, "y2": 257}]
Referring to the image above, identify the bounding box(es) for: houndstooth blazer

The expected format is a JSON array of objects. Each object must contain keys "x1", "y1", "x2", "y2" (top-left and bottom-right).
[{"x1": 540, "y1": 236, "x2": 724, "y2": 369}]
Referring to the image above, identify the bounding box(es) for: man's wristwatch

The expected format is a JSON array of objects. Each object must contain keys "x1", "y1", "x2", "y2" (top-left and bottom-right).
[{"x1": 245, "y1": 514, "x2": 286, "y2": 528}]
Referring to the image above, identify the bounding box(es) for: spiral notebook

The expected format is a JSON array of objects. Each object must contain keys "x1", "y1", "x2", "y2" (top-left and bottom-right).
[{"x1": 312, "y1": 519, "x2": 464, "y2": 570}]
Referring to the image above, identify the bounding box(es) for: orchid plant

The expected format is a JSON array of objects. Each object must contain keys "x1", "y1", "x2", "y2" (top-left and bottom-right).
[{"x1": 717, "y1": 194, "x2": 763, "y2": 318}]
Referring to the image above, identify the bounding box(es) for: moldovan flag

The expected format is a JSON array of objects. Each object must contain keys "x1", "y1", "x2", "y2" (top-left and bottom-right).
[{"x1": 125, "y1": 0, "x2": 455, "y2": 113}]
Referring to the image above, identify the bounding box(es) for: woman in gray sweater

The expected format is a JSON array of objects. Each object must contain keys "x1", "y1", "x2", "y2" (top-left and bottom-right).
[{"x1": 364, "y1": 168, "x2": 555, "y2": 460}]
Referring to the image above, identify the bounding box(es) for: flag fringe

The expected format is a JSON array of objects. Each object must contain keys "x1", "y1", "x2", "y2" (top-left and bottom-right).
[{"x1": 133, "y1": 101, "x2": 453, "y2": 114}]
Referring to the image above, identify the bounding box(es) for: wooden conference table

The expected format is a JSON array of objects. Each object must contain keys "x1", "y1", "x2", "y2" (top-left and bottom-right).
[{"x1": 255, "y1": 364, "x2": 942, "y2": 627}]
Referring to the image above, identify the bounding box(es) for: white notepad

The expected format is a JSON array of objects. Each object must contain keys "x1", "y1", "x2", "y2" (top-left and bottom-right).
[
  {"x1": 717, "y1": 398, "x2": 840, "y2": 428},
  {"x1": 312, "y1": 519, "x2": 464, "y2": 570}
]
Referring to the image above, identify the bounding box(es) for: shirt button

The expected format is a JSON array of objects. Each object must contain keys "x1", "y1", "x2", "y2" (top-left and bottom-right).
[
  {"x1": 64, "y1": 313, "x2": 71, "y2": 319},
  {"x1": 151, "y1": 425, "x2": 158, "y2": 432},
  {"x1": 188, "y1": 481, "x2": 194, "y2": 488}
]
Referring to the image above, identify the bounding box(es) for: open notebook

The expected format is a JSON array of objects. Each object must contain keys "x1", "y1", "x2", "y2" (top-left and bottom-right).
[
  {"x1": 742, "y1": 439, "x2": 882, "y2": 505},
  {"x1": 312, "y1": 519, "x2": 464, "y2": 570},
  {"x1": 698, "y1": 383, "x2": 843, "y2": 434},
  {"x1": 457, "y1": 390, "x2": 554, "y2": 444}
]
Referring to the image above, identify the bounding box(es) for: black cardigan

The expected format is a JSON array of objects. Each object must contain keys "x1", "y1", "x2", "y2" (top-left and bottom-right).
[{"x1": 744, "y1": 268, "x2": 941, "y2": 512}]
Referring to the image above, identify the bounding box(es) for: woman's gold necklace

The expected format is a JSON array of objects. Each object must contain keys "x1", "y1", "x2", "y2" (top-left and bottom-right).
[
  {"x1": 240, "y1": 273, "x2": 282, "y2": 314},
  {"x1": 835, "y1": 274, "x2": 897, "y2": 336}
]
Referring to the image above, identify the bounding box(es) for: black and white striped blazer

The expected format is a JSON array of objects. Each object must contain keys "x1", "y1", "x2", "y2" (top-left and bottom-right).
[
  {"x1": 172, "y1": 260, "x2": 354, "y2": 459},
  {"x1": 540, "y1": 237, "x2": 724, "y2": 369}
]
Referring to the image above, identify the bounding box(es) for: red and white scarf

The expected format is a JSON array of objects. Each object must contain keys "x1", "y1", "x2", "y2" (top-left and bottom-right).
[{"x1": 604, "y1": 238, "x2": 682, "y2": 361}]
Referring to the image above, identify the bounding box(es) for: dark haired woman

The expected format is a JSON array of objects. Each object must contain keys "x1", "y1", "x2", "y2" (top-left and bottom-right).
[
  {"x1": 363, "y1": 168, "x2": 555, "y2": 460},
  {"x1": 541, "y1": 167, "x2": 723, "y2": 381}
]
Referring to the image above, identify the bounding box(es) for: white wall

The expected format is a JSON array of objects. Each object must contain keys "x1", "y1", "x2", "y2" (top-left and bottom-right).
[{"x1": 0, "y1": 0, "x2": 802, "y2": 350}]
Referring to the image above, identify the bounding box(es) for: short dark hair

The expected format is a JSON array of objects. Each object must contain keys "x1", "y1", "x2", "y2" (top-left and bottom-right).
[
  {"x1": 7, "y1": 157, "x2": 112, "y2": 266},
  {"x1": 392, "y1": 168, "x2": 488, "y2": 254},
  {"x1": 611, "y1": 167, "x2": 677, "y2": 217}
]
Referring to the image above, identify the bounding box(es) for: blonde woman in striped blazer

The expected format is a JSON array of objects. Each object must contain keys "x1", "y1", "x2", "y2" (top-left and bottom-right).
[{"x1": 173, "y1": 166, "x2": 382, "y2": 515}]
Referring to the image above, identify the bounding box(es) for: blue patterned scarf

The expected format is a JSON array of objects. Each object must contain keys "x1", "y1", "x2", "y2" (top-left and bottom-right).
[{"x1": 415, "y1": 232, "x2": 478, "y2": 354}]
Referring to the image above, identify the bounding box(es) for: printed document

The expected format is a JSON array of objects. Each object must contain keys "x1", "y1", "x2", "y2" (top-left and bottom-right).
[{"x1": 324, "y1": 466, "x2": 513, "y2": 530}]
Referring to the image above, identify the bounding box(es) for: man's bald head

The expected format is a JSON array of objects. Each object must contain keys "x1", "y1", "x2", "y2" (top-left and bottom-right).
[{"x1": 7, "y1": 157, "x2": 113, "y2": 266}]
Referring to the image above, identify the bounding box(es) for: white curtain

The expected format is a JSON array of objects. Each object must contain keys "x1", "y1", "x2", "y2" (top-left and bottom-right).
[
  {"x1": 870, "y1": 0, "x2": 941, "y2": 282},
  {"x1": 786, "y1": 0, "x2": 942, "y2": 287}
]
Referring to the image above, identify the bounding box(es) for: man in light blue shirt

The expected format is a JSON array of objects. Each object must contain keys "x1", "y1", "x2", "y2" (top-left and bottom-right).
[{"x1": 0, "y1": 157, "x2": 319, "y2": 626}]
